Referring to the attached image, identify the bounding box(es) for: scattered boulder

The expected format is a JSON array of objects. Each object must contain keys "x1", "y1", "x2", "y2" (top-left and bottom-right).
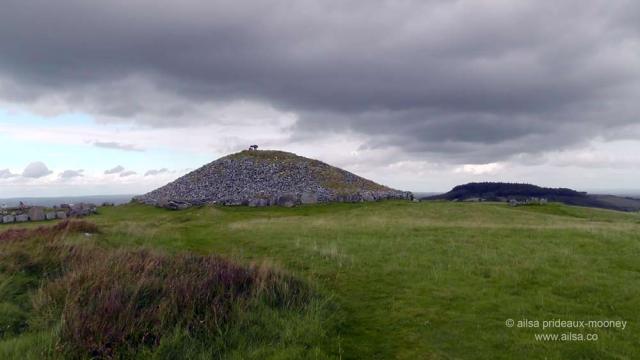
[
  {"x1": 156, "y1": 198, "x2": 170, "y2": 208},
  {"x1": 361, "y1": 192, "x2": 375, "y2": 202},
  {"x1": 69, "y1": 203, "x2": 97, "y2": 217},
  {"x1": 28, "y1": 206, "x2": 45, "y2": 221},
  {"x1": 155, "y1": 198, "x2": 194, "y2": 210},
  {"x1": 162, "y1": 200, "x2": 192, "y2": 211},
  {"x1": 222, "y1": 199, "x2": 244, "y2": 206},
  {"x1": 300, "y1": 192, "x2": 318, "y2": 204},
  {"x1": 170, "y1": 201, "x2": 192, "y2": 210},
  {"x1": 276, "y1": 194, "x2": 297, "y2": 208},
  {"x1": 248, "y1": 198, "x2": 269, "y2": 207},
  {"x1": 101, "y1": 202, "x2": 115, "y2": 207},
  {"x1": 0, "y1": 202, "x2": 98, "y2": 224}
]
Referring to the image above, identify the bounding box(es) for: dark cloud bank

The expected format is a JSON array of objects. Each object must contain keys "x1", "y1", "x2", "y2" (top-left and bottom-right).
[{"x1": 0, "y1": 0, "x2": 638, "y2": 163}]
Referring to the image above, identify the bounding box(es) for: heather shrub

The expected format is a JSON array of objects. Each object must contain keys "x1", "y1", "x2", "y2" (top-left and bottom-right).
[
  {"x1": 38, "y1": 251, "x2": 242, "y2": 357},
  {"x1": 0, "y1": 220, "x2": 98, "y2": 243},
  {"x1": 0, "y1": 221, "x2": 328, "y2": 359}
]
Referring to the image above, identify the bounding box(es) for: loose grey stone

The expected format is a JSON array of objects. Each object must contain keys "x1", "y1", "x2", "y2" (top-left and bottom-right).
[
  {"x1": 276, "y1": 194, "x2": 297, "y2": 207},
  {"x1": 301, "y1": 192, "x2": 318, "y2": 204},
  {"x1": 166, "y1": 200, "x2": 192, "y2": 210},
  {"x1": 2, "y1": 215, "x2": 14, "y2": 223},
  {"x1": 16, "y1": 214, "x2": 29, "y2": 222},
  {"x1": 45, "y1": 212, "x2": 57, "y2": 220},
  {"x1": 133, "y1": 150, "x2": 413, "y2": 209},
  {"x1": 28, "y1": 206, "x2": 45, "y2": 221},
  {"x1": 69, "y1": 203, "x2": 97, "y2": 217},
  {"x1": 361, "y1": 192, "x2": 375, "y2": 202},
  {"x1": 56, "y1": 211, "x2": 68, "y2": 219}
]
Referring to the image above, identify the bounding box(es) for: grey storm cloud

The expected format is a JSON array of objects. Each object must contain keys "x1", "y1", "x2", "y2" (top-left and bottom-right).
[
  {"x1": 59, "y1": 169, "x2": 84, "y2": 179},
  {"x1": 22, "y1": 162, "x2": 53, "y2": 178},
  {"x1": 0, "y1": 0, "x2": 639, "y2": 163},
  {"x1": 144, "y1": 168, "x2": 168, "y2": 176},
  {"x1": 119, "y1": 170, "x2": 137, "y2": 177},
  {"x1": 104, "y1": 165, "x2": 125, "y2": 174},
  {"x1": 94, "y1": 141, "x2": 144, "y2": 152}
]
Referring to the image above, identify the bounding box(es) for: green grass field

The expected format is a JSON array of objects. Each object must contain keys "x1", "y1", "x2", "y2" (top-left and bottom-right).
[{"x1": 1, "y1": 201, "x2": 639, "y2": 359}]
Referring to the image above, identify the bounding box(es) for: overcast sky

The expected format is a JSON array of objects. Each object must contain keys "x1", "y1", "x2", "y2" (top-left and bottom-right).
[{"x1": 1, "y1": 0, "x2": 639, "y2": 197}]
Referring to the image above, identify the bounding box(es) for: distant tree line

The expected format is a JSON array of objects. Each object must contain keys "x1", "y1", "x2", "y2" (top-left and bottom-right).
[
  {"x1": 446, "y1": 182, "x2": 586, "y2": 200},
  {"x1": 422, "y1": 182, "x2": 640, "y2": 212}
]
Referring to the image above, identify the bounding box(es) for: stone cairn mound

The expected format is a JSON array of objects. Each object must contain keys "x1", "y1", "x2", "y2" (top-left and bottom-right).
[{"x1": 134, "y1": 150, "x2": 413, "y2": 209}]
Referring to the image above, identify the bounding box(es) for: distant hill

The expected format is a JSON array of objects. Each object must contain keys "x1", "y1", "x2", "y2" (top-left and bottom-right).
[
  {"x1": 135, "y1": 150, "x2": 412, "y2": 207},
  {"x1": 423, "y1": 182, "x2": 640, "y2": 212}
]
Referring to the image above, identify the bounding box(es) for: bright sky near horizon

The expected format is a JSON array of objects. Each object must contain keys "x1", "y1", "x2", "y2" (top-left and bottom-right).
[
  {"x1": 2, "y1": 106, "x2": 640, "y2": 198},
  {"x1": 1, "y1": 0, "x2": 640, "y2": 197}
]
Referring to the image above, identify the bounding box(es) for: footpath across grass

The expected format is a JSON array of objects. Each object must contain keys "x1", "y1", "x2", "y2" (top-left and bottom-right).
[{"x1": 1, "y1": 201, "x2": 639, "y2": 359}]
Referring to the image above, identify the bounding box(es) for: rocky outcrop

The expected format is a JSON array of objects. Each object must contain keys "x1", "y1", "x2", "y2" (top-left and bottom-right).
[{"x1": 135, "y1": 150, "x2": 412, "y2": 208}]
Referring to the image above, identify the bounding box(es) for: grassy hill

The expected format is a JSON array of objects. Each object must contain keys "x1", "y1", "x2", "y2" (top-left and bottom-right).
[
  {"x1": 1, "y1": 201, "x2": 640, "y2": 359},
  {"x1": 425, "y1": 182, "x2": 640, "y2": 212}
]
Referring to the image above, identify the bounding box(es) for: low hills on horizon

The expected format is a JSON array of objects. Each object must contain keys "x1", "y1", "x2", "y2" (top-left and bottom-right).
[
  {"x1": 4, "y1": 150, "x2": 638, "y2": 213},
  {"x1": 423, "y1": 182, "x2": 640, "y2": 212}
]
